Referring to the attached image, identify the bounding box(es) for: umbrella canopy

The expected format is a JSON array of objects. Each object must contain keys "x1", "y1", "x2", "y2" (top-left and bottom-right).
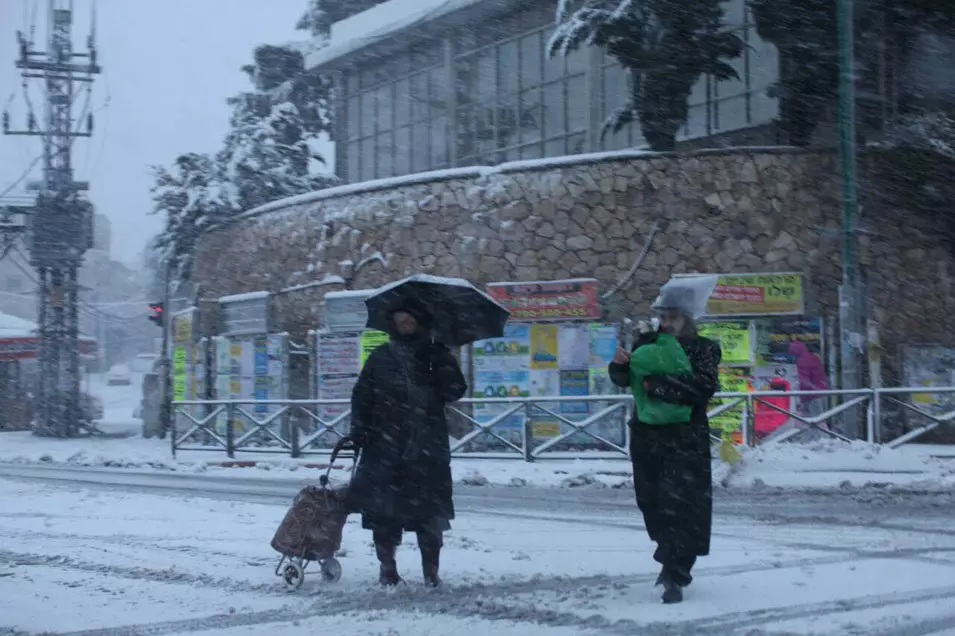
[{"x1": 364, "y1": 274, "x2": 510, "y2": 347}]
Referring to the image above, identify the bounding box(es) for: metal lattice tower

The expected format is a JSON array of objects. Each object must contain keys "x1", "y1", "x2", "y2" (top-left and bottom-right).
[{"x1": 3, "y1": 0, "x2": 100, "y2": 437}]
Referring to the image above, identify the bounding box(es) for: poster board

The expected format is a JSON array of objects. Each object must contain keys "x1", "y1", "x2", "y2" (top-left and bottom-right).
[
  {"x1": 900, "y1": 346, "x2": 955, "y2": 418},
  {"x1": 314, "y1": 329, "x2": 390, "y2": 440},
  {"x1": 675, "y1": 272, "x2": 805, "y2": 317},
  {"x1": 470, "y1": 322, "x2": 623, "y2": 446},
  {"x1": 698, "y1": 315, "x2": 824, "y2": 440},
  {"x1": 171, "y1": 308, "x2": 200, "y2": 430},
  {"x1": 213, "y1": 333, "x2": 288, "y2": 436}
]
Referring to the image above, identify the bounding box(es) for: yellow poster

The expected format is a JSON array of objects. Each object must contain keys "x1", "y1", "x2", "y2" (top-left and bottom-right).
[
  {"x1": 529, "y1": 325, "x2": 558, "y2": 369},
  {"x1": 360, "y1": 330, "x2": 389, "y2": 367},
  {"x1": 172, "y1": 346, "x2": 187, "y2": 401},
  {"x1": 532, "y1": 421, "x2": 561, "y2": 438},
  {"x1": 706, "y1": 273, "x2": 804, "y2": 316},
  {"x1": 699, "y1": 321, "x2": 752, "y2": 365},
  {"x1": 709, "y1": 367, "x2": 751, "y2": 440},
  {"x1": 172, "y1": 313, "x2": 193, "y2": 344}
]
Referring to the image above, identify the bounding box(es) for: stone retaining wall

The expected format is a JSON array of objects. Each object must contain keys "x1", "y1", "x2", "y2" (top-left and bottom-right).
[{"x1": 193, "y1": 147, "x2": 955, "y2": 384}]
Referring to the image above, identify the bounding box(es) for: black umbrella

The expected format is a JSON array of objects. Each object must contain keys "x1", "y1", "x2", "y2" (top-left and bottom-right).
[{"x1": 364, "y1": 274, "x2": 510, "y2": 347}]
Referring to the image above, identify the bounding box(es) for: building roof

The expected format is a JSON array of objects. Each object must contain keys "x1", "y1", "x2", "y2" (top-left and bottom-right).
[
  {"x1": 0, "y1": 311, "x2": 38, "y2": 338},
  {"x1": 305, "y1": 0, "x2": 488, "y2": 70},
  {"x1": 0, "y1": 309, "x2": 96, "y2": 342}
]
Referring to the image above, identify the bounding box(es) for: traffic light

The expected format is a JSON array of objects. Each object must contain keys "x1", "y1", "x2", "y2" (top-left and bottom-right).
[{"x1": 148, "y1": 302, "x2": 164, "y2": 326}]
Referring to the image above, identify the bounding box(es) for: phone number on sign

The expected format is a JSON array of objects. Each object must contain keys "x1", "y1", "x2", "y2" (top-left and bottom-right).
[{"x1": 511, "y1": 307, "x2": 595, "y2": 319}]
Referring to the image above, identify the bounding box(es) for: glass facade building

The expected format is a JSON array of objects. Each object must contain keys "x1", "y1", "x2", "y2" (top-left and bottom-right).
[{"x1": 329, "y1": 0, "x2": 779, "y2": 183}]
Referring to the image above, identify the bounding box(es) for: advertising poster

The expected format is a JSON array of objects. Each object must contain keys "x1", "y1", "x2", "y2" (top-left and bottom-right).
[
  {"x1": 473, "y1": 324, "x2": 530, "y2": 370},
  {"x1": 317, "y1": 373, "x2": 357, "y2": 422},
  {"x1": 558, "y1": 324, "x2": 590, "y2": 369},
  {"x1": 317, "y1": 331, "x2": 361, "y2": 375},
  {"x1": 755, "y1": 316, "x2": 823, "y2": 364},
  {"x1": 253, "y1": 337, "x2": 269, "y2": 413},
  {"x1": 316, "y1": 331, "x2": 362, "y2": 425},
  {"x1": 560, "y1": 369, "x2": 589, "y2": 416},
  {"x1": 474, "y1": 369, "x2": 530, "y2": 437},
  {"x1": 172, "y1": 345, "x2": 187, "y2": 401},
  {"x1": 901, "y1": 346, "x2": 955, "y2": 413},
  {"x1": 530, "y1": 368, "x2": 560, "y2": 411},
  {"x1": 530, "y1": 325, "x2": 558, "y2": 369},
  {"x1": 701, "y1": 273, "x2": 804, "y2": 316},
  {"x1": 709, "y1": 367, "x2": 751, "y2": 441},
  {"x1": 588, "y1": 324, "x2": 618, "y2": 366},
  {"x1": 752, "y1": 364, "x2": 797, "y2": 438},
  {"x1": 486, "y1": 279, "x2": 601, "y2": 321},
  {"x1": 698, "y1": 321, "x2": 753, "y2": 365},
  {"x1": 360, "y1": 330, "x2": 389, "y2": 367}
]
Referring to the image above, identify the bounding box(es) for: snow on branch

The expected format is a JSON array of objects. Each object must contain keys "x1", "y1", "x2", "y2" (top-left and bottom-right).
[{"x1": 880, "y1": 112, "x2": 955, "y2": 161}]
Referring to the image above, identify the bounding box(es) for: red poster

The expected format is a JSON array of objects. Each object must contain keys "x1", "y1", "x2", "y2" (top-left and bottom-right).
[{"x1": 486, "y1": 279, "x2": 601, "y2": 322}]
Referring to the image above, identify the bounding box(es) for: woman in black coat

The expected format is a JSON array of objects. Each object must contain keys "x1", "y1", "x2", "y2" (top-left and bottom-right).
[
  {"x1": 608, "y1": 306, "x2": 721, "y2": 604},
  {"x1": 349, "y1": 298, "x2": 467, "y2": 587}
]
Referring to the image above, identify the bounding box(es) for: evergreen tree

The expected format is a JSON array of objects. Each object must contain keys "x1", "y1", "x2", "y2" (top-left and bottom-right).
[
  {"x1": 549, "y1": 0, "x2": 743, "y2": 151},
  {"x1": 150, "y1": 153, "x2": 233, "y2": 283},
  {"x1": 243, "y1": 44, "x2": 331, "y2": 138},
  {"x1": 219, "y1": 96, "x2": 338, "y2": 212}
]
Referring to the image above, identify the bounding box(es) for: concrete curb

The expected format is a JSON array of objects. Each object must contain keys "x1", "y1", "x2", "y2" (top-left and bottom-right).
[{"x1": 205, "y1": 461, "x2": 345, "y2": 470}]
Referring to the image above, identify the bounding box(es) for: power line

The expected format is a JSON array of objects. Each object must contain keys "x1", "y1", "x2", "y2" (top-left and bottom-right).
[{"x1": 0, "y1": 154, "x2": 43, "y2": 199}]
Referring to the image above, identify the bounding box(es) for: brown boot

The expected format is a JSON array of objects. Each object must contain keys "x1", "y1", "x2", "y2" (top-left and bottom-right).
[
  {"x1": 418, "y1": 532, "x2": 442, "y2": 587},
  {"x1": 375, "y1": 541, "x2": 402, "y2": 586}
]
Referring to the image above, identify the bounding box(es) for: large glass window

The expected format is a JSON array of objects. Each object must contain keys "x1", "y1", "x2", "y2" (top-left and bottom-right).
[{"x1": 337, "y1": 3, "x2": 778, "y2": 182}]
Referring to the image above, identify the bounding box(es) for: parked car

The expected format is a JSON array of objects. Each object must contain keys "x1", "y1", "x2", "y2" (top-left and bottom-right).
[
  {"x1": 106, "y1": 364, "x2": 133, "y2": 386},
  {"x1": 131, "y1": 353, "x2": 159, "y2": 374}
]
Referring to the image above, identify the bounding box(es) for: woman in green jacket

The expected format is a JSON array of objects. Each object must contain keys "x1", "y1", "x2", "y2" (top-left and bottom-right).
[{"x1": 609, "y1": 286, "x2": 721, "y2": 604}]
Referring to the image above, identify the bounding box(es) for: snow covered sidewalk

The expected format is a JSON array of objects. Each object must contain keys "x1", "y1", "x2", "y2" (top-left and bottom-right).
[
  {"x1": 3, "y1": 476, "x2": 955, "y2": 635},
  {"x1": 1, "y1": 429, "x2": 953, "y2": 492}
]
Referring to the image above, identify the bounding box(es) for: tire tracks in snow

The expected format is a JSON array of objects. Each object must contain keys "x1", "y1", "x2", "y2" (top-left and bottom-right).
[
  {"x1": 39, "y1": 578, "x2": 955, "y2": 636},
  {"x1": 16, "y1": 548, "x2": 944, "y2": 636},
  {"x1": 0, "y1": 548, "x2": 283, "y2": 597}
]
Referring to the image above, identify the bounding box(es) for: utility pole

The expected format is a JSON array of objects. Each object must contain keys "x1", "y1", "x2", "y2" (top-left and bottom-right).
[
  {"x1": 3, "y1": 1, "x2": 101, "y2": 437},
  {"x1": 837, "y1": 0, "x2": 862, "y2": 437},
  {"x1": 158, "y1": 259, "x2": 173, "y2": 436}
]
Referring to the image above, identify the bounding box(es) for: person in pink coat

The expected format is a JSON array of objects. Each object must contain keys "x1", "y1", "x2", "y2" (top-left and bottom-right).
[{"x1": 789, "y1": 341, "x2": 829, "y2": 424}]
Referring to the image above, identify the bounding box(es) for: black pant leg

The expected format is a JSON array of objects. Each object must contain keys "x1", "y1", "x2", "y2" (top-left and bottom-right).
[
  {"x1": 372, "y1": 524, "x2": 403, "y2": 548},
  {"x1": 630, "y1": 430, "x2": 664, "y2": 542}
]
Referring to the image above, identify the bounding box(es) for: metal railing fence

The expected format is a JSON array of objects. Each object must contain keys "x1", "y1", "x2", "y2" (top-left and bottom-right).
[{"x1": 170, "y1": 386, "x2": 955, "y2": 460}]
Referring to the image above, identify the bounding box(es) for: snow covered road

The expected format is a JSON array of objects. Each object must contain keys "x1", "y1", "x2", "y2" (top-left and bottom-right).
[{"x1": 2, "y1": 468, "x2": 955, "y2": 634}]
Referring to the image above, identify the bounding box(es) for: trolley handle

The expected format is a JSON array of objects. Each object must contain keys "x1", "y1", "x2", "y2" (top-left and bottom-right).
[{"x1": 319, "y1": 436, "x2": 359, "y2": 486}]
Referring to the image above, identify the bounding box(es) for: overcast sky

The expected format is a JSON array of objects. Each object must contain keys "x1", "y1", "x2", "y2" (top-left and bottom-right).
[{"x1": 0, "y1": 0, "x2": 328, "y2": 268}]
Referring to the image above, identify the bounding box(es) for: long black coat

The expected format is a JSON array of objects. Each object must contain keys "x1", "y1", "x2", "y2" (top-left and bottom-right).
[
  {"x1": 349, "y1": 341, "x2": 467, "y2": 533},
  {"x1": 609, "y1": 333, "x2": 721, "y2": 562}
]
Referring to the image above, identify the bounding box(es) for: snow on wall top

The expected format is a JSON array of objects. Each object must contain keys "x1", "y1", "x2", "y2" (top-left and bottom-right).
[
  {"x1": 324, "y1": 289, "x2": 376, "y2": 299},
  {"x1": 217, "y1": 291, "x2": 270, "y2": 304},
  {"x1": 306, "y1": 0, "x2": 488, "y2": 70},
  {"x1": 231, "y1": 148, "x2": 657, "y2": 226}
]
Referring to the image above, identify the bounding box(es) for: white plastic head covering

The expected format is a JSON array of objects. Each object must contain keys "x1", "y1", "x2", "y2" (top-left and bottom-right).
[{"x1": 650, "y1": 275, "x2": 719, "y2": 320}]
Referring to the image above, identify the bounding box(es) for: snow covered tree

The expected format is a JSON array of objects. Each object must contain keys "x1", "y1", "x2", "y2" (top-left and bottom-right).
[
  {"x1": 751, "y1": 0, "x2": 955, "y2": 146},
  {"x1": 242, "y1": 43, "x2": 331, "y2": 138},
  {"x1": 872, "y1": 110, "x2": 955, "y2": 229},
  {"x1": 219, "y1": 96, "x2": 338, "y2": 212},
  {"x1": 549, "y1": 0, "x2": 743, "y2": 151},
  {"x1": 150, "y1": 153, "x2": 234, "y2": 283}
]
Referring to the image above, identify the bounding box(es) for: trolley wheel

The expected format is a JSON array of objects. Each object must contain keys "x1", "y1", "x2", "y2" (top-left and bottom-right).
[
  {"x1": 321, "y1": 558, "x2": 342, "y2": 583},
  {"x1": 282, "y1": 561, "x2": 305, "y2": 589}
]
